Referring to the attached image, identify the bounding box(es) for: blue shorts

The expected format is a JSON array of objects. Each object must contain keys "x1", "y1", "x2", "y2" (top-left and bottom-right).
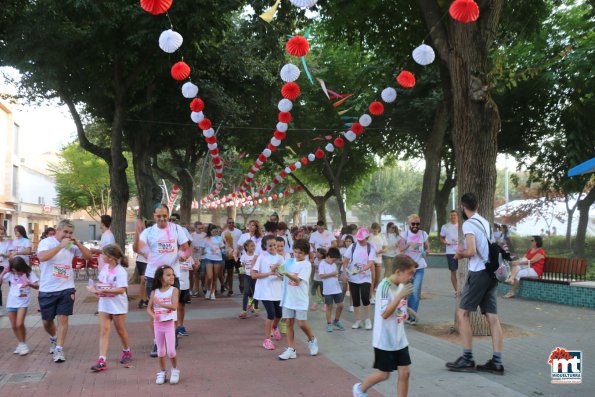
[
  {"x1": 7, "y1": 307, "x2": 20, "y2": 313},
  {"x1": 204, "y1": 259, "x2": 224, "y2": 266},
  {"x1": 38, "y1": 288, "x2": 76, "y2": 321},
  {"x1": 446, "y1": 254, "x2": 458, "y2": 271}
]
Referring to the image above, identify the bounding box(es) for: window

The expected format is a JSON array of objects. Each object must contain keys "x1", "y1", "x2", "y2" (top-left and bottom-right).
[
  {"x1": 12, "y1": 165, "x2": 18, "y2": 197},
  {"x1": 38, "y1": 196, "x2": 45, "y2": 205},
  {"x1": 13, "y1": 123, "x2": 19, "y2": 155}
]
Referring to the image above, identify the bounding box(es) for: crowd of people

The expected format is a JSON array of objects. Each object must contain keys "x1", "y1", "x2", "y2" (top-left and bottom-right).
[{"x1": 0, "y1": 192, "x2": 547, "y2": 396}]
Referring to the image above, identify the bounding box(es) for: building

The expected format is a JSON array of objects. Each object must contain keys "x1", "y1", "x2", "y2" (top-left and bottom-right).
[{"x1": 0, "y1": 99, "x2": 18, "y2": 229}]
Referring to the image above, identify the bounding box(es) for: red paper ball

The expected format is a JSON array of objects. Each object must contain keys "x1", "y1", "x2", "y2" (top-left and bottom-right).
[
  {"x1": 449, "y1": 0, "x2": 480, "y2": 23},
  {"x1": 334, "y1": 137, "x2": 345, "y2": 148},
  {"x1": 246, "y1": 177, "x2": 253, "y2": 183},
  {"x1": 351, "y1": 122, "x2": 364, "y2": 135},
  {"x1": 171, "y1": 61, "x2": 191, "y2": 81},
  {"x1": 259, "y1": 189, "x2": 265, "y2": 195},
  {"x1": 216, "y1": 172, "x2": 223, "y2": 178},
  {"x1": 258, "y1": 154, "x2": 267, "y2": 163},
  {"x1": 315, "y1": 148, "x2": 325, "y2": 159},
  {"x1": 273, "y1": 194, "x2": 278, "y2": 200},
  {"x1": 278, "y1": 112, "x2": 292, "y2": 123},
  {"x1": 297, "y1": 185, "x2": 303, "y2": 191},
  {"x1": 266, "y1": 186, "x2": 272, "y2": 191},
  {"x1": 140, "y1": 0, "x2": 172, "y2": 15},
  {"x1": 284, "y1": 189, "x2": 289, "y2": 195},
  {"x1": 267, "y1": 143, "x2": 277, "y2": 152},
  {"x1": 369, "y1": 101, "x2": 384, "y2": 116},
  {"x1": 254, "y1": 163, "x2": 261, "y2": 169},
  {"x1": 190, "y1": 98, "x2": 204, "y2": 112},
  {"x1": 300, "y1": 157, "x2": 309, "y2": 165},
  {"x1": 273, "y1": 130, "x2": 286, "y2": 140},
  {"x1": 212, "y1": 157, "x2": 221, "y2": 165},
  {"x1": 280, "y1": 171, "x2": 287, "y2": 178},
  {"x1": 199, "y1": 118, "x2": 212, "y2": 130},
  {"x1": 209, "y1": 148, "x2": 219, "y2": 155},
  {"x1": 286, "y1": 35, "x2": 310, "y2": 57},
  {"x1": 281, "y1": 82, "x2": 301, "y2": 100},
  {"x1": 396, "y1": 70, "x2": 416, "y2": 88},
  {"x1": 205, "y1": 136, "x2": 217, "y2": 144},
  {"x1": 289, "y1": 164, "x2": 297, "y2": 171}
]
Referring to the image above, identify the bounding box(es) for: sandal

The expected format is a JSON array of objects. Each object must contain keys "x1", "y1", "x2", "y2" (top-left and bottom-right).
[{"x1": 503, "y1": 292, "x2": 515, "y2": 299}]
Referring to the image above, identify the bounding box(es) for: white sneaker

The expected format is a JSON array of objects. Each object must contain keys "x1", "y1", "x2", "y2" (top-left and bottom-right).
[
  {"x1": 352, "y1": 320, "x2": 361, "y2": 329},
  {"x1": 307, "y1": 337, "x2": 319, "y2": 356},
  {"x1": 205, "y1": 290, "x2": 211, "y2": 300},
  {"x1": 348, "y1": 305, "x2": 354, "y2": 312},
  {"x1": 18, "y1": 343, "x2": 29, "y2": 356},
  {"x1": 49, "y1": 338, "x2": 57, "y2": 354},
  {"x1": 170, "y1": 368, "x2": 180, "y2": 384},
  {"x1": 155, "y1": 371, "x2": 166, "y2": 385},
  {"x1": 352, "y1": 383, "x2": 368, "y2": 397},
  {"x1": 364, "y1": 319, "x2": 372, "y2": 330},
  {"x1": 278, "y1": 347, "x2": 297, "y2": 360},
  {"x1": 53, "y1": 348, "x2": 66, "y2": 363},
  {"x1": 370, "y1": 297, "x2": 375, "y2": 305},
  {"x1": 210, "y1": 292, "x2": 216, "y2": 301},
  {"x1": 14, "y1": 344, "x2": 23, "y2": 354}
]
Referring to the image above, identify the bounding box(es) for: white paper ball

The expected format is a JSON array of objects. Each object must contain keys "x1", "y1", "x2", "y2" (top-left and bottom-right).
[
  {"x1": 308, "y1": 153, "x2": 315, "y2": 161},
  {"x1": 345, "y1": 131, "x2": 357, "y2": 142},
  {"x1": 278, "y1": 99, "x2": 293, "y2": 112},
  {"x1": 290, "y1": 0, "x2": 318, "y2": 8},
  {"x1": 207, "y1": 143, "x2": 217, "y2": 150},
  {"x1": 280, "y1": 63, "x2": 301, "y2": 82},
  {"x1": 276, "y1": 122, "x2": 288, "y2": 132},
  {"x1": 289, "y1": 188, "x2": 295, "y2": 194},
  {"x1": 263, "y1": 149, "x2": 272, "y2": 157},
  {"x1": 181, "y1": 82, "x2": 199, "y2": 98},
  {"x1": 271, "y1": 138, "x2": 281, "y2": 147},
  {"x1": 412, "y1": 44, "x2": 435, "y2": 66},
  {"x1": 295, "y1": 161, "x2": 302, "y2": 169},
  {"x1": 202, "y1": 128, "x2": 214, "y2": 138},
  {"x1": 256, "y1": 159, "x2": 263, "y2": 165},
  {"x1": 284, "y1": 167, "x2": 292, "y2": 174},
  {"x1": 159, "y1": 29, "x2": 183, "y2": 53},
  {"x1": 279, "y1": 192, "x2": 284, "y2": 197},
  {"x1": 359, "y1": 114, "x2": 372, "y2": 127},
  {"x1": 381, "y1": 87, "x2": 397, "y2": 103},
  {"x1": 247, "y1": 172, "x2": 254, "y2": 178},
  {"x1": 325, "y1": 143, "x2": 335, "y2": 152},
  {"x1": 191, "y1": 111, "x2": 204, "y2": 123}
]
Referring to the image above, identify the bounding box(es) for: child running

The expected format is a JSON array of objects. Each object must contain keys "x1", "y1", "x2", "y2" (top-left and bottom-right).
[
  {"x1": 319, "y1": 247, "x2": 346, "y2": 332},
  {"x1": 352, "y1": 255, "x2": 416, "y2": 397},
  {"x1": 87, "y1": 244, "x2": 131, "y2": 371},
  {"x1": 252, "y1": 235, "x2": 284, "y2": 350},
  {"x1": 148, "y1": 265, "x2": 180, "y2": 385},
  {"x1": 0, "y1": 256, "x2": 39, "y2": 355},
  {"x1": 278, "y1": 239, "x2": 318, "y2": 360},
  {"x1": 239, "y1": 240, "x2": 258, "y2": 318},
  {"x1": 309, "y1": 248, "x2": 325, "y2": 311}
]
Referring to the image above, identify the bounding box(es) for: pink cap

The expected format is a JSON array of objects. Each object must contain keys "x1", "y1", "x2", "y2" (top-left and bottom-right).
[{"x1": 355, "y1": 227, "x2": 369, "y2": 241}]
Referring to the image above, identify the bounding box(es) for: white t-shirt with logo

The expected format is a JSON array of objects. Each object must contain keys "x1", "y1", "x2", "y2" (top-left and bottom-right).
[
  {"x1": 344, "y1": 243, "x2": 375, "y2": 284},
  {"x1": 10, "y1": 237, "x2": 33, "y2": 265},
  {"x1": 462, "y1": 214, "x2": 490, "y2": 272},
  {"x1": 440, "y1": 223, "x2": 459, "y2": 255},
  {"x1": 199, "y1": 236, "x2": 225, "y2": 262},
  {"x1": 178, "y1": 255, "x2": 194, "y2": 290},
  {"x1": 400, "y1": 230, "x2": 428, "y2": 269},
  {"x1": 38, "y1": 237, "x2": 81, "y2": 292},
  {"x1": 373, "y1": 278, "x2": 408, "y2": 351},
  {"x1": 96, "y1": 264, "x2": 128, "y2": 315},
  {"x1": 309, "y1": 230, "x2": 335, "y2": 250},
  {"x1": 3, "y1": 271, "x2": 38, "y2": 308},
  {"x1": 253, "y1": 252, "x2": 284, "y2": 301},
  {"x1": 280, "y1": 258, "x2": 311, "y2": 311},
  {"x1": 192, "y1": 232, "x2": 206, "y2": 260},
  {"x1": 318, "y1": 259, "x2": 342, "y2": 295},
  {"x1": 99, "y1": 230, "x2": 116, "y2": 248},
  {"x1": 139, "y1": 223, "x2": 189, "y2": 279},
  {"x1": 368, "y1": 233, "x2": 387, "y2": 263},
  {"x1": 240, "y1": 252, "x2": 255, "y2": 276},
  {"x1": 153, "y1": 286, "x2": 177, "y2": 322}
]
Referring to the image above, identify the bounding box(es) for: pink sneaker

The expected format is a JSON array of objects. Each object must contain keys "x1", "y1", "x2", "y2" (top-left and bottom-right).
[
  {"x1": 322, "y1": 304, "x2": 327, "y2": 312},
  {"x1": 310, "y1": 303, "x2": 318, "y2": 311},
  {"x1": 272, "y1": 327, "x2": 282, "y2": 341},
  {"x1": 263, "y1": 338, "x2": 275, "y2": 350}
]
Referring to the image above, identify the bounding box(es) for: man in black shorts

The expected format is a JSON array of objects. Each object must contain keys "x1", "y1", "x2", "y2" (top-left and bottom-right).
[{"x1": 446, "y1": 192, "x2": 504, "y2": 374}]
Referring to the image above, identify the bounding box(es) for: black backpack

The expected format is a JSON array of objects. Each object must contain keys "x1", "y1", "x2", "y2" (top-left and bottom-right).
[
  {"x1": 469, "y1": 219, "x2": 501, "y2": 274},
  {"x1": 349, "y1": 242, "x2": 372, "y2": 265}
]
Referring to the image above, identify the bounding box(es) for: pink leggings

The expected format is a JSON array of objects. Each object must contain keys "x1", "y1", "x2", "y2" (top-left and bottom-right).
[{"x1": 154, "y1": 320, "x2": 176, "y2": 358}]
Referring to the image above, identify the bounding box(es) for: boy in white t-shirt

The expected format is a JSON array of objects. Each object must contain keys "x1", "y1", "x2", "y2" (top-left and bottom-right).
[
  {"x1": 353, "y1": 255, "x2": 417, "y2": 397},
  {"x1": 278, "y1": 239, "x2": 318, "y2": 360},
  {"x1": 319, "y1": 247, "x2": 345, "y2": 332}
]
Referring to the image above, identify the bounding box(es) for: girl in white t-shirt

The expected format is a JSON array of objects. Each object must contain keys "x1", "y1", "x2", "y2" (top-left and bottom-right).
[
  {"x1": 309, "y1": 249, "x2": 326, "y2": 311},
  {"x1": 87, "y1": 244, "x2": 131, "y2": 372},
  {"x1": 239, "y1": 240, "x2": 258, "y2": 318},
  {"x1": 0, "y1": 256, "x2": 39, "y2": 356},
  {"x1": 9, "y1": 225, "x2": 33, "y2": 265},
  {"x1": 199, "y1": 224, "x2": 225, "y2": 301}
]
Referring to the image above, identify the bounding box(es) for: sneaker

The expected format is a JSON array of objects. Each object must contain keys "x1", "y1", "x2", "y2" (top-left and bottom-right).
[
  {"x1": 410, "y1": 318, "x2": 417, "y2": 326},
  {"x1": 370, "y1": 297, "x2": 375, "y2": 305},
  {"x1": 310, "y1": 302, "x2": 318, "y2": 311},
  {"x1": 137, "y1": 299, "x2": 144, "y2": 309},
  {"x1": 253, "y1": 308, "x2": 260, "y2": 316},
  {"x1": 210, "y1": 292, "x2": 216, "y2": 301},
  {"x1": 227, "y1": 290, "x2": 234, "y2": 297},
  {"x1": 18, "y1": 343, "x2": 29, "y2": 356},
  {"x1": 155, "y1": 370, "x2": 166, "y2": 385},
  {"x1": 326, "y1": 324, "x2": 333, "y2": 332},
  {"x1": 348, "y1": 305, "x2": 354, "y2": 312},
  {"x1": 272, "y1": 327, "x2": 282, "y2": 341},
  {"x1": 248, "y1": 297, "x2": 254, "y2": 309},
  {"x1": 364, "y1": 319, "x2": 372, "y2": 330},
  {"x1": 170, "y1": 368, "x2": 180, "y2": 384},
  {"x1": 150, "y1": 342, "x2": 158, "y2": 358},
  {"x1": 352, "y1": 320, "x2": 361, "y2": 329},
  {"x1": 53, "y1": 348, "x2": 66, "y2": 363},
  {"x1": 238, "y1": 311, "x2": 247, "y2": 319},
  {"x1": 322, "y1": 304, "x2": 327, "y2": 312},
  {"x1": 278, "y1": 347, "x2": 297, "y2": 360},
  {"x1": 91, "y1": 357, "x2": 107, "y2": 372},
  {"x1": 333, "y1": 320, "x2": 345, "y2": 331},
  {"x1": 205, "y1": 290, "x2": 211, "y2": 300},
  {"x1": 14, "y1": 344, "x2": 23, "y2": 354},
  {"x1": 177, "y1": 326, "x2": 189, "y2": 336},
  {"x1": 476, "y1": 359, "x2": 504, "y2": 375},
  {"x1": 307, "y1": 337, "x2": 318, "y2": 356},
  {"x1": 446, "y1": 356, "x2": 476, "y2": 372},
  {"x1": 119, "y1": 350, "x2": 133, "y2": 364},
  {"x1": 263, "y1": 338, "x2": 275, "y2": 350},
  {"x1": 49, "y1": 338, "x2": 57, "y2": 354},
  {"x1": 352, "y1": 383, "x2": 368, "y2": 397}
]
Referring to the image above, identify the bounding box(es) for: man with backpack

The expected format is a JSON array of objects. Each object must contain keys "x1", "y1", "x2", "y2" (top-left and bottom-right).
[{"x1": 446, "y1": 192, "x2": 504, "y2": 375}]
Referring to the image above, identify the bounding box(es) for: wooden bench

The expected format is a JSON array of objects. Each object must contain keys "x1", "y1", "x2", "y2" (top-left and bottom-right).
[{"x1": 521, "y1": 257, "x2": 589, "y2": 285}]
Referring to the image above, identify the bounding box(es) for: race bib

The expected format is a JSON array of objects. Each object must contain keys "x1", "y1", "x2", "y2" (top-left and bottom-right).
[
  {"x1": 157, "y1": 239, "x2": 175, "y2": 254},
  {"x1": 179, "y1": 262, "x2": 193, "y2": 271},
  {"x1": 288, "y1": 272, "x2": 300, "y2": 287},
  {"x1": 95, "y1": 281, "x2": 115, "y2": 297},
  {"x1": 395, "y1": 299, "x2": 408, "y2": 324},
  {"x1": 52, "y1": 264, "x2": 72, "y2": 279}
]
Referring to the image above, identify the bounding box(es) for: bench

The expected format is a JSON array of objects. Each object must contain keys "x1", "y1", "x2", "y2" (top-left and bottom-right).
[{"x1": 520, "y1": 257, "x2": 588, "y2": 285}]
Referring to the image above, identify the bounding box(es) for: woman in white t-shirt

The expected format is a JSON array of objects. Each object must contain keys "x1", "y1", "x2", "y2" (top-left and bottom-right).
[
  {"x1": 9, "y1": 225, "x2": 33, "y2": 266},
  {"x1": 199, "y1": 224, "x2": 225, "y2": 301},
  {"x1": 87, "y1": 244, "x2": 132, "y2": 372},
  {"x1": 368, "y1": 223, "x2": 387, "y2": 303}
]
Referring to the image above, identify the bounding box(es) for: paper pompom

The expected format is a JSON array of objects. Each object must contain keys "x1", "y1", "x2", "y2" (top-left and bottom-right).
[
  {"x1": 294, "y1": 161, "x2": 302, "y2": 169},
  {"x1": 263, "y1": 149, "x2": 272, "y2": 158},
  {"x1": 171, "y1": 61, "x2": 191, "y2": 81},
  {"x1": 210, "y1": 148, "x2": 219, "y2": 156},
  {"x1": 334, "y1": 137, "x2": 345, "y2": 148},
  {"x1": 202, "y1": 128, "x2": 214, "y2": 138},
  {"x1": 315, "y1": 148, "x2": 325, "y2": 159},
  {"x1": 381, "y1": 87, "x2": 397, "y2": 103},
  {"x1": 274, "y1": 130, "x2": 286, "y2": 140},
  {"x1": 396, "y1": 70, "x2": 416, "y2": 88},
  {"x1": 351, "y1": 122, "x2": 364, "y2": 135},
  {"x1": 278, "y1": 99, "x2": 293, "y2": 112},
  {"x1": 190, "y1": 98, "x2": 204, "y2": 112},
  {"x1": 286, "y1": 35, "x2": 310, "y2": 57},
  {"x1": 412, "y1": 44, "x2": 435, "y2": 66},
  {"x1": 369, "y1": 101, "x2": 384, "y2": 116},
  {"x1": 278, "y1": 112, "x2": 292, "y2": 123},
  {"x1": 285, "y1": 166, "x2": 292, "y2": 174},
  {"x1": 207, "y1": 143, "x2": 217, "y2": 150},
  {"x1": 271, "y1": 138, "x2": 281, "y2": 147},
  {"x1": 191, "y1": 111, "x2": 204, "y2": 123},
  {"x1": 281, "y1": 82, "x2": 301, "y2": 100},
  {"x1": 199, "y1": 118, "x2": 212, "y2": 130},
  {"x1": 280, "y1": 64, "x2": 301, "y2": 82},
  {"x1": 158, "y1": 29, "x2": 183, "y2": 53},
  {"x1": 449, "y1": 0, "x2": 480, "y2": 23},
  {"x1": 182, "y1": 82, "x2": 199, "y2": 98},
  {"x1": 289, "y1": 0, "x2": 318, "y2": 8},
  {"x1": 276, "y1": 122, "x2": 288, "y2": 133},
  {"x1": 301, "y1": 157, "x2": 309, "y2": 165},
  {"x1": 258, "y1": 154, "x2": 267, "y2": 163},
  {"x1": 359, "y1": 114, "x2": 372, "y2": 127},
  {"x1": 140, "y1": 0, "x2": 172, "y2": 15},
  {"x1": 205, "y1": 136, "x2": 217, "y2": 144},
  {"x1": 267, "y1": 143, "x2": 277, "y2": 152},
  {"x1": 308, "y1": 153, "x2": 315, "y2": 162},
  {"x1": 345, "y1": 131, "x2": 357, "y2": 142}
]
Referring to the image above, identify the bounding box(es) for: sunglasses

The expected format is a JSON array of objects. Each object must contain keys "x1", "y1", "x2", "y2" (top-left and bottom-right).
[
  {"x1": 156, "y1": 215, "x2": 168, "y2": 219},
  {"x1": 410, "y1": 223, "x2": 420, "y2": 226}
]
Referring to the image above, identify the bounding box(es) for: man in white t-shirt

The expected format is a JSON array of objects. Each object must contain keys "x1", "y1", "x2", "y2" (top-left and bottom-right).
[
  {"x1": 309, "y1": 220, "x2": 336, "y2": 261},
  {"x1": 440, "y1": 210, "x2": 460, "y2": 294},
  {"x1": 37, "y1": 219, "x2": 93, "y2": 363},
  {"x1": 222, "y1": 218, "x2": 243, "y2": 295},
  {"x1": 446, "y1": 193, "x2": 504, "y2": 375},
  {"x1": 91, "y1": 215, "x2": 116, "y2": 255}
]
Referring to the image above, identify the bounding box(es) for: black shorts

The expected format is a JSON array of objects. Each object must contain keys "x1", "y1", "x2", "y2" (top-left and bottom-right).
[
  {"x1": 459, "y1": 270, "x2": 498, "y2": 314},
  {"x1": 38, "y1": 288, "x2": 76, "y2": 321},
  {"x1": 373, "y1": 346, "x2": 411, "y2": 372},
  {"x1": 179, "y1": 289, "x2": 191, "y2": 304},
  {"x1": 225, "y1": 258, "x2": 238, "y2": 270},
  {"x1": 136, "y1": 261, "x2": 147, "y2": 276},
  {"x1": 324, "y1": 293, "x2": 344, "y2": 305},
  {"x1": 446, "y1": 254, "x2": 458, "y2": 272}
]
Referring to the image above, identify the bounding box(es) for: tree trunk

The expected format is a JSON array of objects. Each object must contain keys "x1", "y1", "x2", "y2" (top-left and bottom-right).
[
  {"x1": 313, "y1": 196, "x2": 327, "y2": 223},
  {"x1": 177, "y1": 172, "x2": 194, "y2": 225},
  {"x1": 227, "y1": 205, "x2": 237, "y2": 221},
  {"x1": 131, "y1": 137, "x2": 161, "y2": 221},
  {"x1": 574, "y1": 186, "x2": 595, "y2": 257},
  {"x1": 455, "y1": 259, "x2": 491, "y2": 336},
  {"x1": 435, "y1": 176, "x2": 456, "y2": 237},
  {"x1": 563, "y1": 192, "x2": 579, "y2": 250},
  {"x1": 109, "y1": 108, "x2": 130, "y2": 248}
]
